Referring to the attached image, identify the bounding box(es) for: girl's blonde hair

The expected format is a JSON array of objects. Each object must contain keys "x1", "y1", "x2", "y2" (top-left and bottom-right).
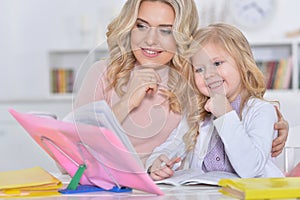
[
  {"x1": 184, "y1": 23, "x2": 267, "y2": 151},
  {"x1": 105, "y1": 0, "x2": 199, "y2": 113}
]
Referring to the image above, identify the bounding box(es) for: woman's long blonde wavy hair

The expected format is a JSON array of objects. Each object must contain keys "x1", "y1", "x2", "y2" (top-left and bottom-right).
[
  {"x1": 105, "y1": 0, "x2": 199, "y2": 114},
  {"x1": 183, "y1": 23, "x2": 268, "y2": 151}
]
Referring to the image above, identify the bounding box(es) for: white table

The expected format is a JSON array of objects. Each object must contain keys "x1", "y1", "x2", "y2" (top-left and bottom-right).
[{"x1": 13, "y1": 185, "x2": 235, "y2": 200}]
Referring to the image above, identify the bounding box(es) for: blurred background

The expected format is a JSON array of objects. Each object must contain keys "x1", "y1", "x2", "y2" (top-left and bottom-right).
[{"x1": 0, "y1": 0, "x2": 299, "y2": 100}]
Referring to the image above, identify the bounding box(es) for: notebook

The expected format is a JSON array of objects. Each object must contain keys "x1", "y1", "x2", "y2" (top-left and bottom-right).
[
  {"x1": 219, "y1": 177, "x2": 300, "y2": 199},
  {"x1": 0, "y1": 166, "x2": 62, "y2": 197}
]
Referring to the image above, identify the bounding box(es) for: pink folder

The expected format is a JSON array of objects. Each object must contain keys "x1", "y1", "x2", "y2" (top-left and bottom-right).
[{"x1": 9, "y1": 109, "x2": 163, "y2": 195}]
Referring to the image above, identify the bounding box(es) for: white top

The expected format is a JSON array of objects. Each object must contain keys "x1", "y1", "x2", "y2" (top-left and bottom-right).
[{"x1": 146, "y1": 98, "x2": 284, "y2": 178}]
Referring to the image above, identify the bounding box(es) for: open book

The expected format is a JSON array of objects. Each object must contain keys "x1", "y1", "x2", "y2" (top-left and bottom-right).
[
  {"x1": 9, "y1": 100, "x2": 162, "y2": 195},
  {"x1": 155, "y1": 169, "x2": 238, "y2": 186}
]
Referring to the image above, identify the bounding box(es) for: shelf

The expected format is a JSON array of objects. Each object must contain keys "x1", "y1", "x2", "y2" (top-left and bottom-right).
[
  {"x1": 48, "y1": 47, "x2": 109, "y2": 96},
  {"x1": 47, "y1": 39, "x2": 300, "y2": 96},
  {"x1": 250, "y1": 40, "x2": 299, "y2": 91},
  {"x1": 251, "y1": 45, "x2": 291, "y2": 61}
]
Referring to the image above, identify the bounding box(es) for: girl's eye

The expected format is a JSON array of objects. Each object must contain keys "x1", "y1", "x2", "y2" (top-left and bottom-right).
[
  {"x1": 214, "y1": 61, "x2": 224, "y2": 67},
  {"x1": 195, "y1": 66, "x2": 205, "y2": 73}
]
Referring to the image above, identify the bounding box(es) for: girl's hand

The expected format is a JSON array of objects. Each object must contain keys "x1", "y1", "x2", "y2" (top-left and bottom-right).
[
  {"x1": 204, "y1": 93, "x2": 232, "y2": 118},
  {"x1": 148, "y1": 154, "x2": 181, "y2": 181},
  {"x1": 272, "y1": 106, "x2": 289, "y2": 157}
]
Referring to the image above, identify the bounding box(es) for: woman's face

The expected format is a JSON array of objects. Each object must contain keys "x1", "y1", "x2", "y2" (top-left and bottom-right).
[{"x1": 131, "y1": 1, "x2": 177, "y2": 67}]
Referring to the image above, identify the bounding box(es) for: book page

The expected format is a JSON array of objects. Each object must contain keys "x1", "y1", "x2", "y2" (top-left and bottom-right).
[
  {"x1": 64, "y1": 100, "x2": 143, "y2": 167},
  {"x1": 181, "y1": 171, "x2": 238, "y2": 186},
  {"x1": 155, "y1": 169, "x2": 203, "y2": 186},
  {"x1": 155, "y1": 169, "x2": 238, "y2": 186}
]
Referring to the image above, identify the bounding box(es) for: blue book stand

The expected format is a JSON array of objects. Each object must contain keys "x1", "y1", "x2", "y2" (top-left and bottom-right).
[{"x1": 59, "y1": 164, "x2": 132, "y2": 194}]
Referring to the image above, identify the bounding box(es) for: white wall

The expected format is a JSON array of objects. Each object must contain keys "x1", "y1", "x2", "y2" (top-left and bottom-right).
[
  {"x1": 0, "y1": 0, "x2": 125, "y2": 100},
  {"x1": 196, "y1": 0, "x2": 300, "y2": 41},
  {"x1": 241, "y1": 0, "x2": 300, "y2": 41},
  {"x1": 0, "y1": 0, "x2": 300, "y2": 100}
]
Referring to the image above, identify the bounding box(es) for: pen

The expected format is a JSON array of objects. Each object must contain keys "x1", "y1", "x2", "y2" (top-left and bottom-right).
[{"x1": 161, "y1": 150, "x2": 187, "y2": 170}]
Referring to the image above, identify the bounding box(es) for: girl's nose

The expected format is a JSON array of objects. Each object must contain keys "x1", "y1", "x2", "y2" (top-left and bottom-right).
[{"x1": 204, "y1": 65, "x2": 218, "y2": 79}]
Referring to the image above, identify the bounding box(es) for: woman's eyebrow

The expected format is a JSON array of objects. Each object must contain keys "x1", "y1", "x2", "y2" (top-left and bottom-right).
[
  {"x1": 136, "y1": 18, "x2": 149, "y2": 25},
  {"x1": 136, "y1": 18, "x2": 173, "y2": 28}
]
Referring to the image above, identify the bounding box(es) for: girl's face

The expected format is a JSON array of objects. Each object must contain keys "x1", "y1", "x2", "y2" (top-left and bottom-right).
[
  {"x1": 130, "y1": 1, "x2": 177, "y2": 67},
  {"x1": 192, "y1": 43, "x2": 242, "y2": 102}
]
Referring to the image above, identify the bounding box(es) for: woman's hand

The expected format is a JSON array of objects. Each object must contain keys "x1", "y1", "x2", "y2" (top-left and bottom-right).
[
  {"x1": 125, "y1": 68, "x2": 161, "y2": 110},
  {"x1": 112, "y1": 68, "x2": 161, "y2": 123},
  {"x1": 272, "y1": 106, "x2": 289, "y2": 157},
  {"x1": 148, "y1": 154, "x2": 180, "y2": 181}
]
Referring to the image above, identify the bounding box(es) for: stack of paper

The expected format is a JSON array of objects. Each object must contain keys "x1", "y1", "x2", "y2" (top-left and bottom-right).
[
  {"x1": 0, "y1": 166, "x2": 62, "y2": 197},
  {"x1": 219, "y1": 177, "x2": 300, "y2": 199}
]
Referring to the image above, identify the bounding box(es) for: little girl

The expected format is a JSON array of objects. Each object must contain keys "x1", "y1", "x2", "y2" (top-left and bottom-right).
[{"x1": 146, "y1": 23, "x2": 284, "y2": 180}]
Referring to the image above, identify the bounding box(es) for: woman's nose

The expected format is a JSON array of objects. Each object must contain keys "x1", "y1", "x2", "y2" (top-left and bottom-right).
[{"x1": 145, "y1": 27, "x2": 158, "y2": 46}]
